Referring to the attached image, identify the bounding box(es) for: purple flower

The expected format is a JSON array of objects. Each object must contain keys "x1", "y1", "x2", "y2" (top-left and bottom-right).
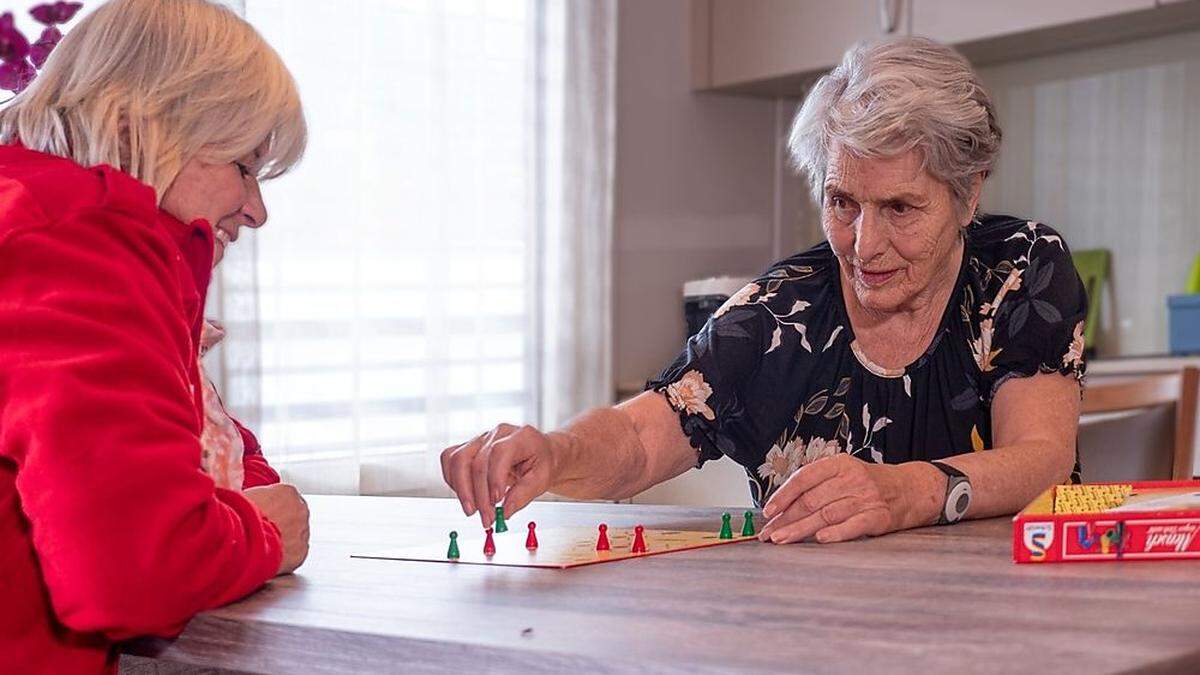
[
  {"x1": 0, "y1": 13, "x2": 31, "y2": 64},
  {"x1": 0, "y1": 57, "x2": 36, "y2": 93},
  {"x1": 30, "y1": 2, "x2": 82, "y2": 26},
  {"x1": 29, "y1": 26, "x2": 60, "y2": 67}
]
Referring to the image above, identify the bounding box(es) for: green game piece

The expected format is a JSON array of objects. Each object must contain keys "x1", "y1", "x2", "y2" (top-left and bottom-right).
[
  {"x1": 719, "y1": 512, "x2": 733, "y2": 539},
  {"x1": 494, "y1": 506, "x2": 508, "y2": 533},
  {"x1": 741, "y1": 510, "x2": 755, "y2": 536},
  {"x1": 447, "y1": 531, "x2": 460, "y2": 559}
]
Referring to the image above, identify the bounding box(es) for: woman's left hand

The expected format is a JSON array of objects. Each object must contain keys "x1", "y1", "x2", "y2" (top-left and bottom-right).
[{"x1": 758, "y1": 454, "x2": 901, "y2": 544}]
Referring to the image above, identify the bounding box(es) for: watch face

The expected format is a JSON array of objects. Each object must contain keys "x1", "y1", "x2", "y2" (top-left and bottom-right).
[{"x1": 945, "y1": 479, "x2": 972, "y2": 523}]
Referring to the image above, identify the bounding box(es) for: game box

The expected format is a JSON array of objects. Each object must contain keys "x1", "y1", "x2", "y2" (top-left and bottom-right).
[{"x1": 1013, "y1": 480, "x2": 1200, "y2": 563}]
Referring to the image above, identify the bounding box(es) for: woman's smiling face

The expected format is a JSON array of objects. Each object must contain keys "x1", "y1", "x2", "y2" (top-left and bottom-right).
[
  {"x1": 160, "y1": 147, "x2": 268, "y2": 267},
  {"x1": 822, "y1": 143, "x2": 975, "y2": 313}
]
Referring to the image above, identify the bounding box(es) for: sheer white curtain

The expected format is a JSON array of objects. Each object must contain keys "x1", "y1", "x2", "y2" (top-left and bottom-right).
[{"x1": 211, "y1": 0, "x2": 616, "y2": 495}]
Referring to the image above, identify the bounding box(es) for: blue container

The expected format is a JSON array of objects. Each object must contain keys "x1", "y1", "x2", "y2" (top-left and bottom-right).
[{"x1": 1168, "y1": 294, "x2": 1200, "y2": 355}]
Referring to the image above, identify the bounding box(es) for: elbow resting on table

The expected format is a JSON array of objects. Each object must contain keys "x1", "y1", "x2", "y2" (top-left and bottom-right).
[{"x1": 48, "y1": 568, "x2": 197, "y2": 640}]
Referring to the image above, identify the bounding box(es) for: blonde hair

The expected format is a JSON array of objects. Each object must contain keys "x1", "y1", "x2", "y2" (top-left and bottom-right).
[{"x1": 0, "y1": 0, "x2": 306, "y2": 199}]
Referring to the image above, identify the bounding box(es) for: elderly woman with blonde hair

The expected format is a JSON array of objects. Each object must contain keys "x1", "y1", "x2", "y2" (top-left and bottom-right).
[
  {"x1": 442, "y1": 38, "x2": 1088, "y2": 547},
  {"x1": 0, "y1": 0, "x2": 309, "y2": 671}
]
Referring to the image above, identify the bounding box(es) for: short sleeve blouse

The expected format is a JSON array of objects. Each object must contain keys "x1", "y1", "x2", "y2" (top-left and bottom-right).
[{"x1": 647, "y1": 215, "x2": 1088, "y2": 506}]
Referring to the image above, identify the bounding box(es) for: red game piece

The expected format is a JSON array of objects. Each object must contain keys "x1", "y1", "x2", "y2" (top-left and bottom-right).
[
  {"x1": 525, "y1": 522, "x2": 539, "y2": 550},
  {"x1": 631, "y1": 525, "x2": 647, "y2": 553},
  {"x1": 595, "y1": 523, "x2": 610, "y2": 551},
  {"x1": 483, "y1": 527, "x2": 496, "y2": 556}
]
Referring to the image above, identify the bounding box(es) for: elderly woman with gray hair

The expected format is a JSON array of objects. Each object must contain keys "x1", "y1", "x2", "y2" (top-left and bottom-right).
[{"x1": 442, "y1": 37, "x2": 1088, "y2": 544}]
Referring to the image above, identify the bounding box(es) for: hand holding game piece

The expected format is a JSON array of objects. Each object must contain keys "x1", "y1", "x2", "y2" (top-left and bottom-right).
[
  {"x1": 631, "y1": 524, "x2": 647, "y2": 553},
  {"x1": 494, "y1": 506, "x2": 509, "y2": 533},
  {"x1": 595, "y1": 523, "x2": 610, "y2": 551},
  {"x1": 483, "y1": 527, "x2": 496, "y2": 556},
  {"x1": 439, "y1": 423, "x2": 558, "y2": 529},
  {"x1": 525, "y1": 522, "x2": 539, "y2": 550}
]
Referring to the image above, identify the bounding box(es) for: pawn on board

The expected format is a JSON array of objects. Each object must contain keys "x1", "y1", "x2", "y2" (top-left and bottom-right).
[
  {"x1": 595, "y1": 523, "x2": 610, "y2": 551},
  {"x1": 719, "y1": 513, "x2": 733, "y2": 539},
  {"x1": 741, "y1": 511, "x2": 755, "y2": 536},
  {"x1": 483, "y1": 527, "x2": 496, "y2": 556},
  {"x1": 631, "y1": 525, "x2": 647, "y2": 553}
]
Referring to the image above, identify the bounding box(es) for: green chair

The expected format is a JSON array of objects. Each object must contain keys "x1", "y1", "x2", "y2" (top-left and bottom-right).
[{"x1": 1071, "y1": 249, "x2": 1110, "y2": 358}]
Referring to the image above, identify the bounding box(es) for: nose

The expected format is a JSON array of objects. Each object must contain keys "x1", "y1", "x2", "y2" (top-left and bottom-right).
[
  {"x1": 240, "y1": 175, "x2": 268, "y2": 229},
  {"x1": 853, "y1": 206, "x2": 888, "y2": 263}
]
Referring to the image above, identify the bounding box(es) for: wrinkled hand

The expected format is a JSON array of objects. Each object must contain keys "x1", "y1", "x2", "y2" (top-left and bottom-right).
[
  {"x1": 758, "y1": 454, "x2": 897, "y2": 544},
  {"x1": 440, "y1": 423, "x2": 557, "y2": 529},
  {"x1": 244, "y1": 483, "x2": 311, "y2": 575}
]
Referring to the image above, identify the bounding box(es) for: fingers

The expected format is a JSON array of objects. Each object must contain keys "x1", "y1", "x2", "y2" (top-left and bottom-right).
[
  {"x1": 762, "y1": 457, "x2": 840, "y2": 519},
  {"x1": 470, "y1": 431, "x2": 500, "y2": 528},
  {"x1": 762, "y1": 497, "x2": 862, "y2": 544},
  {"x1": 443, "y1": 436, "x2": 484, "y2": 517},
  {"x1": 487, "y1": 426, "x2": 533, "y2": 504},
  {"x1": 441, "y1": 424, "x2": 527, "y2": 528},
  {"x1": 501, "y1": 456, "x2": 551, "y2": 519},
  {"x1": 758, "y1": 474, "x2": 850, "y2": 540},
  {"x1": 442, "y1": 423, "x2": 554, "y2": 529},
  {"x1": 813, "y1": 508, "x2": 890, "y2": 543}
]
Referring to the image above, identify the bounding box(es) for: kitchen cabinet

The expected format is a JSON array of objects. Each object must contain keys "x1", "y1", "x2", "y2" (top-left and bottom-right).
[{"x1": 692, "y1": 0, "x2": 1200, "y2": 96}]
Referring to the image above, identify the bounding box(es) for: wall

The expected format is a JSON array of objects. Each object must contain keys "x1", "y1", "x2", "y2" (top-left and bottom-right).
[
  {"x1": 613, "y1": 0, "x2": 811, "y2": 505},
  {"x1": 979, "y1": 29, "x2": 1200, "y2": 357}
]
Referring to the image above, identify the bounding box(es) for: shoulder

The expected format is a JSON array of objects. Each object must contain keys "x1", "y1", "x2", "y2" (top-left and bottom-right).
[
  {"x1": 0, "y1": 145, "x2": 159, "y2": 240},
  {"x1": 743, "y1": 241, "x2": 838, "y2": 313},
  {"x1": 705, "y1": 242, "x2": 842, "y2": 359},
  {"x1": 966, "y1": 214, "x2": 1073, "y2": 270},
  {"x1": 964, "y1": 214, "x2": 1080, "y2": 307},
  {"x1": 962, "y1": 214, "x2": 1088, "y2": 379}
]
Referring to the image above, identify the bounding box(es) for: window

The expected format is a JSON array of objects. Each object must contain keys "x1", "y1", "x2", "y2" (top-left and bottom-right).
[{"x1": 216, "y1": 0, "x2": 577, "y2": 494}]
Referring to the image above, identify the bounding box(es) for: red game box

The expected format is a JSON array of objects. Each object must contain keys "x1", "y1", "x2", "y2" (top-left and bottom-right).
[{"x1": 1013, "y1": 480, "x2": 1200, "y2": 563}]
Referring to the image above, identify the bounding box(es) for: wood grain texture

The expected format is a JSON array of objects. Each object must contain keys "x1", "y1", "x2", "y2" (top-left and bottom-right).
[{"x1": 122, "y1": 496, "x2": 1200, "y2": 674}]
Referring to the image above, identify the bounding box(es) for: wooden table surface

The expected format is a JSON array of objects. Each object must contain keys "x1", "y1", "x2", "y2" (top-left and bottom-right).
[{"x1": 123, "y1": 496, "x2": 1200, "y2": 674}]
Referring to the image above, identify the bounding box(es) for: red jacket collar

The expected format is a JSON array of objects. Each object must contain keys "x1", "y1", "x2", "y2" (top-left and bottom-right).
[{"x1": 156, "y1": 207, "x2": 215, "y2": 303}]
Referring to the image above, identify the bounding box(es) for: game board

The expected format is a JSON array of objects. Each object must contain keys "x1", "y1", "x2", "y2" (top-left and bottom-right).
[
  {"x1": 1013, "y1": 480, "x2": 1200, "y2": 563},
  {"x1": 352, "y1": 525, "x2": 758, "y2": 569}
]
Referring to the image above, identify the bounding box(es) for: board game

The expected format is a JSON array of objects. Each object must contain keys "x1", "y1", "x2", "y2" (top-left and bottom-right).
[
  {"x1": 1013, "y1": 480, "x2": 1200, "y2": 563},
  {"x1": 353, "y1": 510, "x2": 759, "y2": 569}
]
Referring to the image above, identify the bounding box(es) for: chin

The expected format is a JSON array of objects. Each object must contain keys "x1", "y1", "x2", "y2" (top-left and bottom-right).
[{"x1": 852, "y1": 283, "x2": 907, "y2": 313}]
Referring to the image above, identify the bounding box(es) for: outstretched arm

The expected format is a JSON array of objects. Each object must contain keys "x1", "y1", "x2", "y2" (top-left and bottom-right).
[{"x1": 441, "y1": 391, "x2": 697, "y2": 528}]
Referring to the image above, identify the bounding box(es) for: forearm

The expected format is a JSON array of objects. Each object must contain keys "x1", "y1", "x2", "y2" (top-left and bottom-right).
[
  {"x1": 546, "y1": 395, "x2": 695, "y2": 500},
  {"x1": 885, "y1": 441, "x2": 1073, "y2": 531},
  {"x1": 940, "y1": 440, "x2": 1073, "y2": 519}
]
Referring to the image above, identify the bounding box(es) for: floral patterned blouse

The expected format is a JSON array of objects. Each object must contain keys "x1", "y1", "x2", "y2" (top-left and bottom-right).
[{"x1": 647, "y1": 215, "x2": 1088, "y2": 507}]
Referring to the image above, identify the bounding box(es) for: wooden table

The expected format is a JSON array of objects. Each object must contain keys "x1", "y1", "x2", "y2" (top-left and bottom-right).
[{"x1": 122, "y1": 496, "x2": 1200, "y2": 674}]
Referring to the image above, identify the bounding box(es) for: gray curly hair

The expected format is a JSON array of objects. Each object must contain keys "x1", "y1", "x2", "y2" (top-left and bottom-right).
[{"x1": 788, "y1": 37, "x2": 1001, "y2": 211}]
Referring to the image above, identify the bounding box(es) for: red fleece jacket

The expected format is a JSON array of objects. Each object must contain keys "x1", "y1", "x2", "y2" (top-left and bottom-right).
[{"x1": 0, "y1": 145, "x2": 282, "y2": 673}]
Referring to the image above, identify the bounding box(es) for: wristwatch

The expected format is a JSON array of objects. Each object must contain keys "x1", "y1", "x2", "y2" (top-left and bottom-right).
[{"x1": 930, "y1": 461, "x2": 972, "y2": 525}]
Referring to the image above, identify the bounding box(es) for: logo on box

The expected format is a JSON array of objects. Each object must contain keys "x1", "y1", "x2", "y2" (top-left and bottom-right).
[{"x1": 1023, "y1": 522, "x2": 1054, "y2": 561}]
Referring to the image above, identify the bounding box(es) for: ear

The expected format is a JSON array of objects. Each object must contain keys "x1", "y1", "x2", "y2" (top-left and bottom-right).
[{"x1": 963, "y1": 172, "x2": 985, "y2": 226}]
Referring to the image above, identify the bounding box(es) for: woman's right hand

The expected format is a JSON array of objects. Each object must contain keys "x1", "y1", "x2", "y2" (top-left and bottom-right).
[
  {"x1": 244, "y1": 483, "x2": 311, "y2": 575},
  {"x1": 440, "y1": 423, "x2": 559, "y2": 529}
]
